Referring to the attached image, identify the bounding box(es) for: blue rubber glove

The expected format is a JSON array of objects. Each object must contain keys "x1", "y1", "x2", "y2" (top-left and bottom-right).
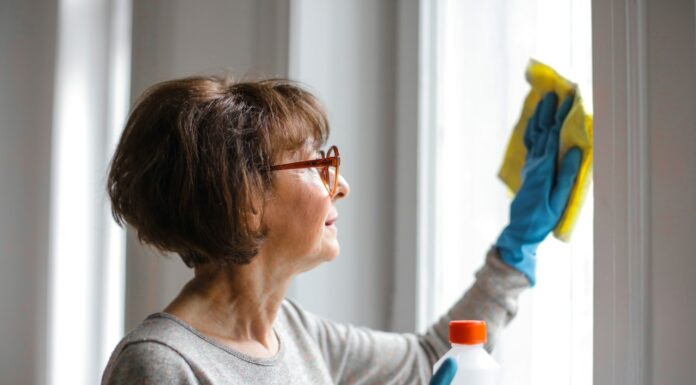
[
  {"x1": 430, "y1": 358, "x2": 457, "y2": 385},
  {"x1": 496, "y1": 92, "x2": 582, "y2": 286}
]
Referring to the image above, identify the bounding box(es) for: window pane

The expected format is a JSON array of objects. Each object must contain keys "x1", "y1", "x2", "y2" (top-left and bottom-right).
[{"x1": 431, "y1": 1, "x2": 593, "y2": 384}]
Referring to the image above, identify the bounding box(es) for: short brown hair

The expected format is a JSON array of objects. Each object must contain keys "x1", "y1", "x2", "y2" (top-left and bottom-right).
[{"x1": 107, "y1": 76, "x2": 329, "y2": 267}]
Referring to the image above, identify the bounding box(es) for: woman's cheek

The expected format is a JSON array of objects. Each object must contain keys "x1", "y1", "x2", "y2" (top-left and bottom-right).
[{"x1": 306, "y1": 199, "x2": 328, "y2": 229}]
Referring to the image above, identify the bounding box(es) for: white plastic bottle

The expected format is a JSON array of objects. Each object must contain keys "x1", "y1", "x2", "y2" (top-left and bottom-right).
[{"x1": 433, "y1": 320, "x2": 501, "y2": 385}]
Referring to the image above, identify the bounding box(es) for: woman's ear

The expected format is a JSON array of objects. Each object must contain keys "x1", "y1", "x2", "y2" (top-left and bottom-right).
[
  {"x1": 247, "y1": 191, "x2": 271, "y2": 235},
  {"x1": 247, "y1": 201, "x2": 263, "y2": 233}
]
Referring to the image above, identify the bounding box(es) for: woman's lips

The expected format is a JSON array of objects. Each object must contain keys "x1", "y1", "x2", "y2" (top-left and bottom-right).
[{"x1": 325, "y1": 216, "x2": 337, "y2": 226}]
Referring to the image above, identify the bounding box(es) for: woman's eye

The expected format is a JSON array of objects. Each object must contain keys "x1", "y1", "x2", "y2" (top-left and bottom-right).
[{"x1": 302, "y1": 167, "x2": 318, "y2": 177}]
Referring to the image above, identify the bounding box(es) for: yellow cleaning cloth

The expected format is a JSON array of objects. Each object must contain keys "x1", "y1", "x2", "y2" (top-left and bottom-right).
[{"x1": 498, "y1": 60, "x2": 593, "y2": 242}]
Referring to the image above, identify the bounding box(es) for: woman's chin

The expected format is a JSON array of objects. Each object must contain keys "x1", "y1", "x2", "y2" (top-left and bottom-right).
[
  {"x1": 296, "y1": 245, "x2": 339, "y2": 274},
  {"x1": 327, "y1": 239, "x2": 340, "y2": 258},
  {"x1": 319, "y1": 243, "x2": 339, "y2": 263},
  {"x1": 324, "y1": 251, "x2": 338, "y2": 262}
]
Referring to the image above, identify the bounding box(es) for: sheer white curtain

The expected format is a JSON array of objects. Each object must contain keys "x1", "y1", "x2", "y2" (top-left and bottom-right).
[
  {"x1": 429, "y1": 1, "x2": 593, "y2": 384},
  {"x1": 48, "y1": 0, "x2": 131, "y2": 384}
]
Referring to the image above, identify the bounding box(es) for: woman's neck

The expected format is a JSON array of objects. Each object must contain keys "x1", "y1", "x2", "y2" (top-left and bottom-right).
[{"x1": 164, "y1": 255, "x2": 292, "y2": 358}]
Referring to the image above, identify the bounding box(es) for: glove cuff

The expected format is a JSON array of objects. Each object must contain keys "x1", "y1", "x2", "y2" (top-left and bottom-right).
[{"x1": 495, "y1": 231, "x2": 539, "y2": 286}]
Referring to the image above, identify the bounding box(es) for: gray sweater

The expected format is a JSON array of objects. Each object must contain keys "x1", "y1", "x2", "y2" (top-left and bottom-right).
[{"x1": 101, "y1": 248, "x2": 528, "y2": 384}]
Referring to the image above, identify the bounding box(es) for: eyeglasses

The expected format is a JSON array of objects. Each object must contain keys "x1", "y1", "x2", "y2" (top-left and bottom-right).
[{"x1": 270, "y1": 145, "x2": 341, "y2": 197}]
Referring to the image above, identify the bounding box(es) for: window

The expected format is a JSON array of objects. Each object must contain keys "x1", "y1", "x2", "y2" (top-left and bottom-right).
[{"x1": 427, "y1": 0, "x2": 593, "y2": 384}]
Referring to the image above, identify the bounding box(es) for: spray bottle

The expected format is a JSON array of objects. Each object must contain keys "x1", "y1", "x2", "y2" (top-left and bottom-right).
[{"x1": 433, "y1": 320, "x2": 501, "y2": 385}]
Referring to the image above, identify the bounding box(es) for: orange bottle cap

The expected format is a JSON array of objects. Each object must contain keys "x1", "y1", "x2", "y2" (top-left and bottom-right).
[{"x1": 449, "y1": 320, "x2": 487, "y2": 345}]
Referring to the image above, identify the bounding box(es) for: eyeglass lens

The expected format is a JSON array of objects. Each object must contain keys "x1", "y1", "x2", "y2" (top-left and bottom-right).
[{"x1": 318, "y1": 148, "x2": 338, "y2": 196}]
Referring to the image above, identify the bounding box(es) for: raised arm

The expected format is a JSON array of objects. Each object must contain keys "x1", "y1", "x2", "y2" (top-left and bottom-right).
[{"x1": 283, "y1": 247, "x2": 527, "y2": 385}]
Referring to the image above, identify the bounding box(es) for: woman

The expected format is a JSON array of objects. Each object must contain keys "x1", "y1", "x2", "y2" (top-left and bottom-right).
[{"x1": 102, "y1": 76, "x2": 580, "y2": 384}]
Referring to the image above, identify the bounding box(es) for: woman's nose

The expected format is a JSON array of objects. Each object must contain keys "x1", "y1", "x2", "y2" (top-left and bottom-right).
[{"x1": 332, "y1": 174, "x2": 350, "y2": 200}]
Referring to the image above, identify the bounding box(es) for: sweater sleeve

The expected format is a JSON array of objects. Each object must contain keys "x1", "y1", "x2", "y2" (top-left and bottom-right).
[
  {"x1": 288, "y1": 247, "x2": 529, "y2": 385},
  {"x1": 101, "y1": 341, "x2": 200, "y2": 385}
]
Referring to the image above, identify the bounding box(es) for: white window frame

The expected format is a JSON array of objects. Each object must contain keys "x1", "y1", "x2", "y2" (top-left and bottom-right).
[
  {"x1": 391, "y1": 0, "x2": 437, "y2": 333},
  {"x1": 591, "y1": 0, "x2": 650, "y2": 384}
]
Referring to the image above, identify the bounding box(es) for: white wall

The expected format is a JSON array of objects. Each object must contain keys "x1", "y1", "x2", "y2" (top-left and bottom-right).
[
  {"x1": 287, "y1": 0, "x2": 397, "y2": 330},
  {"x1": 0, "y1": 1, "x2": 56, "y2": 384},
  {"x1": 392, "y1": 0, "x2": 425, "y2": 333}
]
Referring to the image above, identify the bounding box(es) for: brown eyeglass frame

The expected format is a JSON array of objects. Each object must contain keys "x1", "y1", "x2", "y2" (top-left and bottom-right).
[{"x1": 270, "y1": 145, "x2": 341, "y2": 197}]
